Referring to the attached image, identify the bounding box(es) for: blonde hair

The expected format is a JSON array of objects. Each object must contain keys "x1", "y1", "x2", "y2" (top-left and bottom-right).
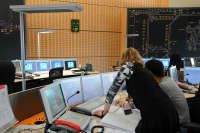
[{"x1": 121, "y1": 48, "x2": 144, "y2": 65}]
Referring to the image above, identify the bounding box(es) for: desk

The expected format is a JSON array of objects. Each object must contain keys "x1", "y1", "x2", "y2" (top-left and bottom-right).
[
  {"x1": 14, "y1": 70, "x2": 99, "y2": 82},
  {"x1": 184, "y1": 93, "x2": 195, "y2": 99}
]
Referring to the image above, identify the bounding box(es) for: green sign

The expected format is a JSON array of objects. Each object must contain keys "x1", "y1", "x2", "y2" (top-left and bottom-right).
[{"x1": 71, "y1": 19, "x2": 80, "y2": 32}]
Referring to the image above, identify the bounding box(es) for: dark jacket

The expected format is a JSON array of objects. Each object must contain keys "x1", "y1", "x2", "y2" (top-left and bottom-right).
[{"x1": 126, "y1": 64, "x2": 179, "y2": 133}]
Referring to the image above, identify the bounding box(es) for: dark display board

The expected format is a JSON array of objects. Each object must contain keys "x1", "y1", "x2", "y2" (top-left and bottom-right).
[
  {"x1": 127, "y1": 8, "x2": 200, "y2": 57},
  {"x1": 0, "y1": 0, "x2": 24, "y2": 61}
]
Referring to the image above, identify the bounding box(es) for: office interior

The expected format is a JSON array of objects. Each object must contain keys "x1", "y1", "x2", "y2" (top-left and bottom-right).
[{"x1": 1, "y1": 0, "x2": 200, "y2": 133}]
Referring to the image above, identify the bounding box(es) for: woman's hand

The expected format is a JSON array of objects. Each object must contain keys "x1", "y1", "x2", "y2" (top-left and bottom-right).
[{"x1": 92, "y1": 103, "x2": 111, "y2": 117}]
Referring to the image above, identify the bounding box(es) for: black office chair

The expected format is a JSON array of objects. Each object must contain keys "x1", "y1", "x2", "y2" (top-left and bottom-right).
[
  {"x1": 0, "y1": 61, "x2": 15, "y2": 84},
  {"x1": 0, "y1": 61, "x2": 16, "y2": 93},
  {"x1": 49, "y1": 67, "x2": 64, "y2": 81},
  {"x1": 85, "y1": 63, "x2": 93, "y2": 71}
]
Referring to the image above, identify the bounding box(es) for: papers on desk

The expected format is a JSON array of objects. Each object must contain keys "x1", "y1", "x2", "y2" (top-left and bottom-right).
[
  {"x1": 0, "y1": 85, "x2": 18, "y2": 133},
  {"x1": 101, "y1": 109, "x2": 141, "y2": 133}
]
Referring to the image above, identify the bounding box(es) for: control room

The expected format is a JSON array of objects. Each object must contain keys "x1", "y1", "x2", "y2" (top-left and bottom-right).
[{"x1": 0, "y1": 0, "x2": 200, "y2": 133}]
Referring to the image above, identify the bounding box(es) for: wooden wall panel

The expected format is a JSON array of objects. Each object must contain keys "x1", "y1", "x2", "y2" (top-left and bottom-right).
[
  {"x1": 26, "y1": 5, "x2": 121, "y2": 32},
  {"x1": 25, "y1": 0, "x2": 169, "y2": 72}
]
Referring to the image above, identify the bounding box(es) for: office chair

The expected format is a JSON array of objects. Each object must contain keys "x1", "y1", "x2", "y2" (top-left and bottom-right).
[
  {"x1": 49, "y1": 67, "x2": 64, "y2": 81},
  {"x1": 85, "y1": 63, "x2": 93, "y2": 71},
  {"x1": 0, "y1": 61, "x2": 15, "y2": 94},
  {"x1": 0, "y1": 61, "x2": 15, "y2": 84}
]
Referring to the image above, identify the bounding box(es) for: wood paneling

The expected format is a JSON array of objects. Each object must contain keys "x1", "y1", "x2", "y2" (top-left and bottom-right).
[{"x1": 25, "y1": 0, "x2": 169, "y2": 72}]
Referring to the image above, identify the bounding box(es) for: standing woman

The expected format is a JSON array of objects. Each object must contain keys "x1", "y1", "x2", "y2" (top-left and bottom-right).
[{"x1": 94, "y1": 48, "x2": 179, "y2": 133}]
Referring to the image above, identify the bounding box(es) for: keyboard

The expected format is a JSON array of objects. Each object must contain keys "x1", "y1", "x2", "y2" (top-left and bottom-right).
[{"x1": 77, "y1": 97, "x2": 105, "y2": 111}]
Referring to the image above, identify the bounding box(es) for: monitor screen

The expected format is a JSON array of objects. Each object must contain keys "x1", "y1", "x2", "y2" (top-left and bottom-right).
[
  {"x1": 169, "y1": 66, "x2": 178, "y2": 81},
  {"x1": 37, "y1": 61, "x2": 50, "y2": 71},
  {"x1": 101, "y1": 71, "x2": 118, "y2": 95},
  {"x1": 25, "y1": 61, "x2": 37, "y2": 72},
  {"x1": 142, "y1": 58, "x2": 151, "y2": 63},
  {"x1": 40, "y1": 83, "x2": 66, "y2": 123},
  {"x1": 51, "y1": 60, "x2": 64, "y2": 69},
  {"x1": 60, "y1": 77, "x2": 83, "y2": 106},
  {"x1": 82, "y1": 74, "x2": 104, "y2": 101},
  {"x1": 64, "y1": 60, "x2": 77, "y2": 70},
  {"x1": 158, "y1": 58, "x2": 170, "y2": 69},
  {"x1": 185, "y1": 67, "x2": 200, "y2": 84}
]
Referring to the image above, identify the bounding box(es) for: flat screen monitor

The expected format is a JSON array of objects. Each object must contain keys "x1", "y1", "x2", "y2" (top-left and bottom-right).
[
  {"x1": 185, "y1": 67, "x2": 200, "y2": 84},
  {"x1": 81, "y1": 74, "x2": 104, "y2": 101},
  {"x1": 40, "y1": 82, "x2": 66, "y2": 124},
  {"x1": 12, "y1": 60, "x2": 21, "y2": 72},
  {"x1": 142, "y1": 58, "x2": 151, "y2": 63},
  {"x1": 169, "y1": 66, "x2": 178, "y2": 81},
  {"x1": 60, "y1": 77, "x2": 83, "y2": 106},
  {"x1": 101, "y1": 71, "x2": 118, "y2": 95},
  {"x1": 37, "y1": 60, "x2": 50, "y2": 71},
  {"x1": 158, "y1": 58, "x2": 170, "y2": 69},
  {"x1": 51, "y1": 60, "x2": 64, "y2": 69},
  {"x1": 25, "y1": 60, "x2": 37, "y2": 72},
  {"x1": 64, "y1": 60, "x2": 77, "y2": 70}
]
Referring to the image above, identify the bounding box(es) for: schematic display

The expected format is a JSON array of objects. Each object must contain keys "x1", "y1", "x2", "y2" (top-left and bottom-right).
[{"x1": 127, "y1": 8, "x2": 200, "y2": 57}]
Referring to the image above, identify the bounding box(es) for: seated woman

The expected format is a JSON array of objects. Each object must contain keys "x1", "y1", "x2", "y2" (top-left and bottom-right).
[{"x1": 94, "y1": 48, "x2": 179, "y2": 133}]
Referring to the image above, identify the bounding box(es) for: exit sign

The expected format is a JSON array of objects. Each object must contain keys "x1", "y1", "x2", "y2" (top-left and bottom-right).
[{"x1": 71, "y1": 19, "x2": 80, "y2": 32}]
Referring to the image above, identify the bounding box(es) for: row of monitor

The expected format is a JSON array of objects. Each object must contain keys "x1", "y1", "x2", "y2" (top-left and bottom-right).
[
  {"x1": 40, "y1": 71, "x2": 118, "y2": 123},
  {"x1": 143, "y1": 57, "x2": 200, "y2": 69},
  {"x1": 43, "y1": 71, "x2": 117, "y2": 107},
  {"x1": 12, "y1": 59, "x2": 77, "y2": 72}
]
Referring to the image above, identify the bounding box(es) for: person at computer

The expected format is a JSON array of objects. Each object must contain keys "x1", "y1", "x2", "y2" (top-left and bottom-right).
[
  {"x1": 145, "y1": 59, "x2": 190, "y2": 124},
  {"x1": 93, "y1": 48, "x2": 179, "y2": 133},
  {"x1": 169, "y1": 53, "x2": 197, "y2": 91}
]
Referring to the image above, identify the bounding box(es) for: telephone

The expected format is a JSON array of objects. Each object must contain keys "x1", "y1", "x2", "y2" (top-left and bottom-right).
[
  {"x1": 49, "y1": 124, "x2": 78, "y2": 133},
  {"x1": 48, "y1": 120, "x2": 81, "y2": 133}
]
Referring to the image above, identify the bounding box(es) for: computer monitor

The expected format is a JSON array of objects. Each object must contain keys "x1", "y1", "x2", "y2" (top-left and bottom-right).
[
  {"x1": 64, "y1": 60, "x2": 77, "y2": 70},
  {"x1": 51, "y1": 60, "x2": 64, "y2": 69},
  {"x1": 142, "y1": 58, "x2": 151, "y2": 63},
  {"x1": 37, "y1": 60, "x2": 50, "y2": 72},
  {"x1": 185, "y1": 67, "x2": 200, "y2": 84},
  {"x1": 158, "y1": 58, "x2": 170, "y2": 69},
  {"x1": 169, "y1": 66, "x2": 178, "y2": 81},
  {"x1": 81, "y1": 74, "x2": 104, "y2": 101},
  {"x1": 25, "y1": 60, "x2": 37, "y2": 72},
  {"x1": 60, "y1": 77, "x2": 83, "y2": 106},
  {"x1": 101, "y1": 71, "x2": 118, "y2": 95},
  {"x1": 11, "y1": 60, "x2": 21, "y2": 72},
  {"x1": 40, "y1": 82, "x2": 66, "y2": 124}
]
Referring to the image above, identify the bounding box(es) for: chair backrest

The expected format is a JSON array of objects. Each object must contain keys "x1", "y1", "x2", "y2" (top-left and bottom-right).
[
  {"x1": 0, "y1": 61, "x2": 15, "y2": 84},
  {"x1": 49, "y1": 67, "x2": 64, "y2": 80},
  {"x1": 85, "y1": 63, "x2": 93, "y2": 71}
]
